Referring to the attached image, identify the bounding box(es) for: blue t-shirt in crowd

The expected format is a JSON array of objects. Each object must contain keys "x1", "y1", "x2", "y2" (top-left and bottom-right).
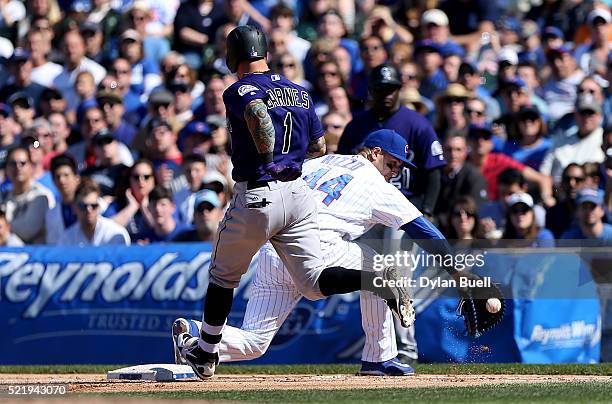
[
  {"x1": 561, "y1": 223, "x2": 612, "y2": 241},
  {"x1": 501, "y1": 138, "x2": 552, "y2": 170},
  {"x1": 223, "y1": 71, "x2": 323, "y2": 182},
  {"x1": 418, "y1": 69, "x2": 449, "y2": 100}
]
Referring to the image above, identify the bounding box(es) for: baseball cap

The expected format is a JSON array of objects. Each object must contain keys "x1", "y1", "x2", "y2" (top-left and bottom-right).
[
  {"x1": 9, "y1": 48, "x2": 30, "y2": 63},
  {"x1": 150, "y1": 118, "x2": 173, "y2": 131},
  {"x1": 576, "y1": 188, "x2": 604, "y2": 206},
  {"x1": 206, "y1": 114, "x2": 227, "y2": 129},
  {"x1": 168, "y1": 80, "x2": 191, "y2": 94},
  {"x1": 421, "y1": 9, "x2": 449, "y2": 27},
  {"x1": 363, "y1": 129, "x2": 417, "y2": 168},
  {"x1": 182, "y1": 120, "x2": 210, "y2": 137},
  {"x1": 8, "y1": 92, "x2": 34, "y2": 109},
  {"x1": 498, "y1": 16, "x2": 522, "y2": 33},
  {"x1": 499, "y1": 77, "x2": 528, "y2": 92},
  {"x1": 467, "y1": 123, "x2": 493, "y2": 140},
  {"x1": 41, "y1": 88, "x2": 64, "y2": 102},
  {"x1": 518, "y1": 105, "x2": 541, "y2": 120},
  {"x1": 80, "y1": 21, "x2": 102, "y2": 35},
  {"x1": 546, "y1": 45, "x2": 572, "y2": 62},
  {"x1": 543, "y1": 26, "x2": 565, "y2": 41},
  {"x1": 202, "y1": 170, "x2": 228, "y2": 192},
  {"x1": 120, "y1": 29, "x2": 142, "y2": 43},
  {"x1": 507, "y1": 192, "x2": 534, "y2": 209},
  {"x1": 92, "y1": 128, "x2": 117, "y2": 144},
  {"x1": 575, "y1": 94, "x2": 602, "y2": 114},
  {"x1": 369, "y1": 64, "x2": 402, "y2": 90},
  {"x1": 96, "y1": 90, "x2": 123, "y2": 105},
  {"x1": 587, "y1": 8, "x2": 611, "y2": 25},
  {"x1": 440, "y1": 42, "x2": 465, "y2": 58},
  {"x1": 149, "y1": 89, "x2": 175, "y2": 105},
  {"x1": 414, "y1": 39, "x2": 443, "y2": 56},
  {"x1": 0, "y1": 103, "x2": 11, "y2": 117},
  {"x1": 497, "y1": 47, "x2": 519, "y2": 65},
  {"x1": 194, "y1": 189, "x2": 221, "y2": 210}
]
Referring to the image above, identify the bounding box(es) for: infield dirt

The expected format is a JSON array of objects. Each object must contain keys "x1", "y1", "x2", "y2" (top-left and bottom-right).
[{"x1": 2, "y1": 373, "x2": 611, "y2": 394}]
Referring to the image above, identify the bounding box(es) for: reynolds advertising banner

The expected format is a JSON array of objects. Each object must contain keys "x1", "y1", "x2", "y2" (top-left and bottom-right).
[{"x1": 0, "y1": 245, "x2": 603, "y2": 364}]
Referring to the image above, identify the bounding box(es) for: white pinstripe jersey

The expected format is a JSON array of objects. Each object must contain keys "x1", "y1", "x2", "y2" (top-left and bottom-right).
[{"x1": 301, "y1": 154, "x2": 422, "y2": 245}]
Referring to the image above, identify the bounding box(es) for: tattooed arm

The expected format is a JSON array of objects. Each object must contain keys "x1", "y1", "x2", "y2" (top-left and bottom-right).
[
  {"x1": 306, "y1": 136, "x2": 326, "y2": 159},
  {"x1": 244, "y1": 99, "x2": 275, "y2": 163}
]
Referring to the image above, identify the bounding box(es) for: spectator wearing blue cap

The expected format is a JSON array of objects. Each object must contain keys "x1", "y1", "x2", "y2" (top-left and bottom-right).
[
  {"x1": 441, "y1": 43, "x2": 465, "y2": 84},
  {"x1": 542, "y1": 46, "x2": 585, "y2": 123},
  {"x1": 173, "y1": 189, "x2": 223, "y2": 242},
  {"x1": 518, "y1": 20, "x2": 547, "y2": 69},
  {"x1": 541, "y1": 26, "x2": 565, "y2": 51},
  {"x1": 561, "y1": 188, "x2": 612, "y2": 241},
  {"x1": 497, "y1": 16, "x2": 522, "y2": 48},
  {"x1": 415, "y1": 39, "x2": 448, "y2": 100},
  {"x1": 178, "y1": 119, "x2": 213, "y2": 156},
  {"x1": 0, "y1": 48, "x2": 49, "y2": 108}
]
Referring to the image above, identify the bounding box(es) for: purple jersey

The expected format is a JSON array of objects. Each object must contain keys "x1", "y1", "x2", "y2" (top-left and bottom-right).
[
  {"x1": 223, "y1": 72, "x2": 324, "y2": 182},
  {"x1": 337, "y1": 106, "x2": 446, "y2": 197}
]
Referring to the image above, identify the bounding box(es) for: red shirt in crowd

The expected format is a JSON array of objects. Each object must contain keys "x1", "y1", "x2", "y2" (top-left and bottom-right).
[{"x1": 480, "y1": 152, "x2": 525, "y2": 200}]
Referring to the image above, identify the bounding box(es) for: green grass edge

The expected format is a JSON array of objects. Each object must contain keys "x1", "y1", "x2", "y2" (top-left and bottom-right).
[{"x1": 1, "y1": 363, "x2": 611, "y2": 375}]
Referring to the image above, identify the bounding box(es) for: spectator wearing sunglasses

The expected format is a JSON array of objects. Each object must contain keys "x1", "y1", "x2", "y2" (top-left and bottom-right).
[
  {"x1": 541, "y1": 94, "x2": 606, "y2": 182},
  {"x1": 467, "y1": 124, "x2": 553, "y2": 205},
  {"x1": 503, "y1": 192, "x2": 554, "y2": 247},
  {"x1": 272, "y1": 52, "x2": 311, "y2": 91},
  {"x1": 0, "y1": 146, "x2": 54, "y2": 244},
  {"x1": 58, "y1": 178, "x2": 129, "y2": 246},
  {"x1": 501, "y1": 106, "x2": 551, "y2": 171},
  {"x1": 105, "y1": 158, "x2": 157, "y2": 240}
]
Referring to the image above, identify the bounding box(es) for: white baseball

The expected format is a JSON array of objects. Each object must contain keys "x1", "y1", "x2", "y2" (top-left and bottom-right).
[{"x1": 486, "y1": 298, "x2": 501, "y2": 313}]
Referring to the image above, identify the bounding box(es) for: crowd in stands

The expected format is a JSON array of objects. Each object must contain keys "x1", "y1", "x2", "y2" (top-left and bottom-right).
[{"x1": 0, "y1": 0, "x2": 611, "y2": 247}]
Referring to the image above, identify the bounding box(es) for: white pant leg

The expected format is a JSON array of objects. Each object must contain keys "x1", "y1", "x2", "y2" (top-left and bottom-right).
[
  {"x1": 224, "y1": 245, "x2": 303, "y2": 362},
  {"x1": 323, "y1": 241, "x2": 397, "y2": 363}
]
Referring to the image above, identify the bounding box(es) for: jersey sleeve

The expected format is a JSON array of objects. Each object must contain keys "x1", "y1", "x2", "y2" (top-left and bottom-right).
[
  {"x1": 308, "y1": 99, "x2": 324, "y2": 142},
  {"x1": 369, "y1": 177, "x2": 423, "y2": 229},
  {"x1": 412, "y1": 119, "x2": 446, "y2": 171},
  {"x1": 223, "y1": 82, "x2": 269, "y2": 118}
]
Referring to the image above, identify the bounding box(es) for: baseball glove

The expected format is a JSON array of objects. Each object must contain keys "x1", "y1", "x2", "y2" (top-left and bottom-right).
[{"x1": 456, "y1": 273, "x2": 505, "y2": 338}]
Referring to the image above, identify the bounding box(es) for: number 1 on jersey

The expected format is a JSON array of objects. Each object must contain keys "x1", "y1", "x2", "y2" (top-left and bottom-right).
[{"x1": 281, "y1": 111, "x2": 293, "y2": 154}]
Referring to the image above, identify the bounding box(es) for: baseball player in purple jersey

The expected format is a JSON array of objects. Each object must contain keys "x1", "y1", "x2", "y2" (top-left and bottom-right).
[
  {"x1": 338, "y1": 63, "x2": 446, "y2": 216},
  {"x1": 176, "y1": 26, "x2": 415, "y2": 379}
]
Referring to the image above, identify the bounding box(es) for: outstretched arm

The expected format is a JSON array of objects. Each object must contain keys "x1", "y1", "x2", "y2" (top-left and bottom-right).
[{"x1": 244, "y1": 99, "x2": 275, "y2": 163}]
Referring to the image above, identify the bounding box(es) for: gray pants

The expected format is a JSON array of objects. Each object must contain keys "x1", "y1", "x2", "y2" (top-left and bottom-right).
[{"x1": 209, "y1": 179, "x2": 325, "y2": 300}]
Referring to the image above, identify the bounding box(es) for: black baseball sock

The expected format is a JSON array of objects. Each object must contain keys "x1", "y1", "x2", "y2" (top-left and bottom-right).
[
  {"x1": 318, "y1": 267, "x2": 393, "y2": 299},
  {"x1": 199, "y1": 283, "x2": 234, "y2": 352}
]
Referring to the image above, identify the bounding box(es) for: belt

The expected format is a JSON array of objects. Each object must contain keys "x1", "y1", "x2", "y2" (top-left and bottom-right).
[{"x1": 246, "y1": 180, "x2": 270, "y2": 190}]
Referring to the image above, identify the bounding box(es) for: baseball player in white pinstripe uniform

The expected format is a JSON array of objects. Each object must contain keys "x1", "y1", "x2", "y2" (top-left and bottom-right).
[{"x1": 174, "y1": 129, "x2": 457, "y2": 375}]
